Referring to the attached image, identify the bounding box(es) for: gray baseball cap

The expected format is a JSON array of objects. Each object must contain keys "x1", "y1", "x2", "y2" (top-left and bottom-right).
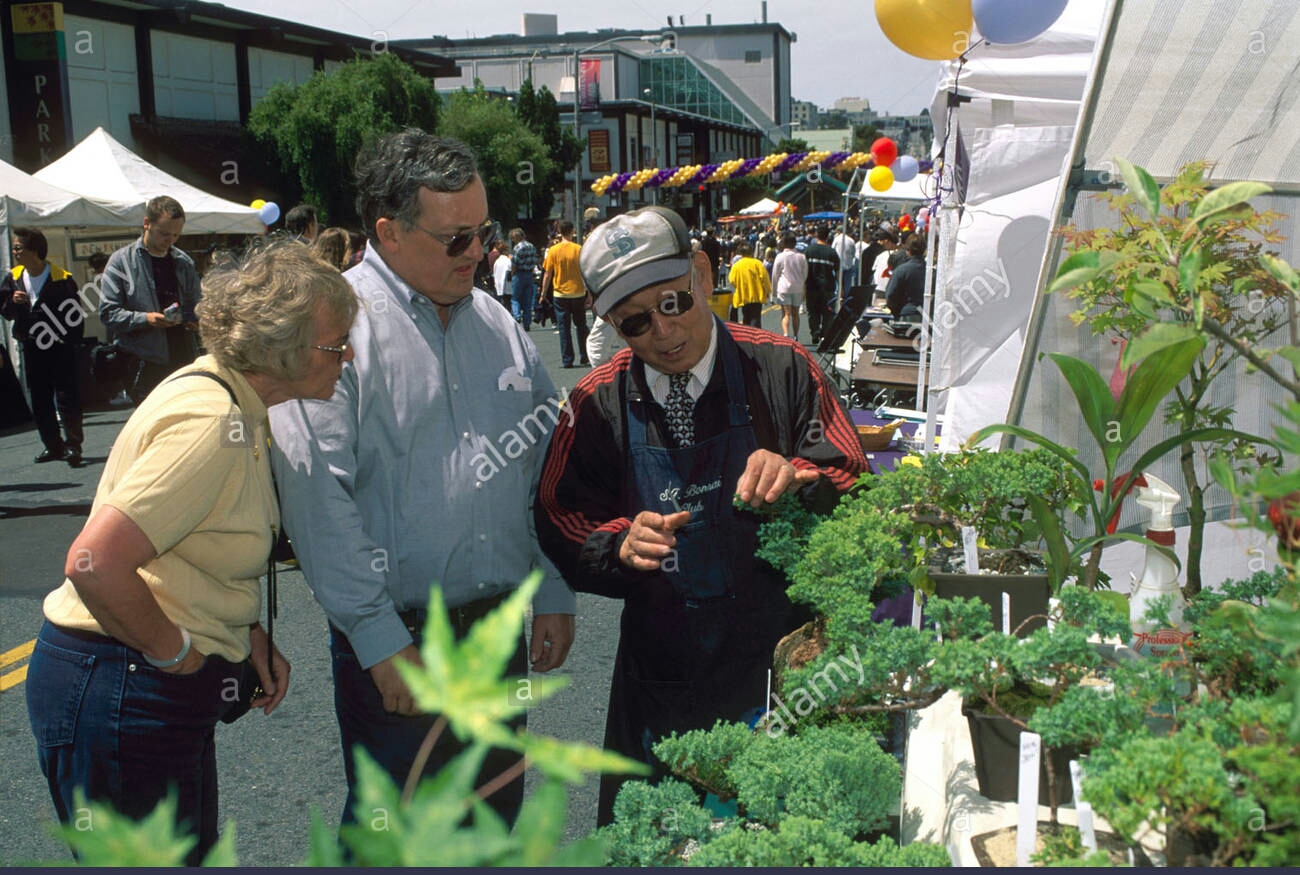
[{"x1": 579, "y1": 206, "x2": 692, "y2": 317}]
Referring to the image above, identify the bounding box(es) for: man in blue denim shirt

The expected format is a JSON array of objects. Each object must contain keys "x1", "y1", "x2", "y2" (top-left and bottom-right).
[
  {"x1": 98, "y1": 195, "x2": 201, "y2": 402},
  {"x1": 270, "y1": 130, "x2": 576, "y2": 828}
]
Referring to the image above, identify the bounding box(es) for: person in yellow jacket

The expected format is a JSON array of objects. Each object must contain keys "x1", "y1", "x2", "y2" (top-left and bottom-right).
[
  {"x1": 1, "y1": 228, "x2": 85, "y2": 465},
  {"x1": 728, "y1": 243, "x2": 770, "y2": 329}
]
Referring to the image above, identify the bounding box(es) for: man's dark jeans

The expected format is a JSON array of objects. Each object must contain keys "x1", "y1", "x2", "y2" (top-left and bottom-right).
[
  {"x1": 329, "y1": 598, "x2": 528, "y2": 831},
  {"x1": 554, "y1": 297, "x2": 591, "y2": 366}
]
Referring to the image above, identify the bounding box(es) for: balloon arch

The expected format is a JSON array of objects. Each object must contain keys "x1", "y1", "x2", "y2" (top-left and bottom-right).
[{"x1": 591, "y1": 139, "x2": 932, "y2": 197}]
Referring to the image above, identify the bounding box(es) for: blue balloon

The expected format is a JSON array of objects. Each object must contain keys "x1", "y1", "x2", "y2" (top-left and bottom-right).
[
  {"x1": 259, "y1": 201, "x2": 281, "y2": 225},
  {"x1": 973, "y1": 0, "x2": 1068, "y2": 45},
  {"x1": 893, "y1": 155, "x2": 920, "y2": 183}
]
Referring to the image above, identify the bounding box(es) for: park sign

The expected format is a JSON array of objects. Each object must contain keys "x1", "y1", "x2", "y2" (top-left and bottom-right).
[{"x1": 7, "y1": 3, "x2": 74, "y2": 168}]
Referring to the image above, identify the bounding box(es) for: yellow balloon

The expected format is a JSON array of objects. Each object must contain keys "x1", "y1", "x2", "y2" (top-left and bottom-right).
[
  {"x1": 875, "y1": 0, "x2": 974, "y2": 61},
  {"x1": 868, "y1": 165, "x2": 895, "y2": 191},
  {"x1": 250, "y1": 198, "x2": 266, "y2": 209}
]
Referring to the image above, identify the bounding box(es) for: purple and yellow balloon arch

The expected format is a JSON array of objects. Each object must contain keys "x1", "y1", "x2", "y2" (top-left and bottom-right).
[{"x1": 590, "y1": 149, "x2": 935, "y2": 196}]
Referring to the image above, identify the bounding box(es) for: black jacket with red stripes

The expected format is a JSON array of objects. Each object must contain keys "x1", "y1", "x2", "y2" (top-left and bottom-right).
[{"x1": 534, "y1": 322, "x2": 868, "y2": 598}]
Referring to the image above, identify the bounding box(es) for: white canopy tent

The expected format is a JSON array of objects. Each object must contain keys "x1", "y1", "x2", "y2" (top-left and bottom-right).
[
  {"x1": 856, "y1": 171, "x2": 937, "y2": 204},
  {"x1": 736, "y1": 196, "x2": 786, "y2": 215},
  {"x1": 924, "y1": 0, "x2": 1104, "y2": 455},
  {"x1": 34, "y1": 127, "x2": 265, "y2": 235},
  {"x1": 0, "y1": 159, "x2": 136, "y2": 228}
]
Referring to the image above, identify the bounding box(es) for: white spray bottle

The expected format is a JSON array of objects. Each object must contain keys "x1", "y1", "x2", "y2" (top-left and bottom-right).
[{"x1": 1128, "y1": 473, "x2": 1192, "y2": 658}]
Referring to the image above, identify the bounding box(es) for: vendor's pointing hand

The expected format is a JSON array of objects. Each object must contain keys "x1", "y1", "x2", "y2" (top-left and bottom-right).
[
  {"x1": 619, "y1": 510, "x2": 691, "y2": 571},
  {"x1": 736, "y1": 450, "x2": 820, "y2": 508}
]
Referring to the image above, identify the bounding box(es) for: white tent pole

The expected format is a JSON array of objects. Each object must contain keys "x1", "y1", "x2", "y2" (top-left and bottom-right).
[{"x1": 1002, "y1": 0, "x2": 1127, "y2": 440}]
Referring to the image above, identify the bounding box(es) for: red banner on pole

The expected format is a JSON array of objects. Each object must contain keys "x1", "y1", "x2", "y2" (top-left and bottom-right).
[{"x1": 579, "y1": 58, "x2": 601, "y2": 109}]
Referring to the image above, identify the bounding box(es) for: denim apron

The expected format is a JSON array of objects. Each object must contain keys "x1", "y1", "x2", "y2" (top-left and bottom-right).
[{"x1": 597, "y1": 321, "x2": 803, "y2": 823}]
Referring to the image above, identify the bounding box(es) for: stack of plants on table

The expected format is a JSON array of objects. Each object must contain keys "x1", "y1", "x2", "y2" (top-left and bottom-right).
[{"x1": 599, "y1": 162, "x2": 1300, "y2": 867}]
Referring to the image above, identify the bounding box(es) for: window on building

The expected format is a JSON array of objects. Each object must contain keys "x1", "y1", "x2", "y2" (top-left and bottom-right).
[{"x1": 744, "y1": 50, "x2": 762, "y2": 64}]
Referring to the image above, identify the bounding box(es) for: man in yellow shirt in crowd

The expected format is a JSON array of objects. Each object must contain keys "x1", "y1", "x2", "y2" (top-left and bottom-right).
[
  {"x1": 728, "y1": 243, "x2": 771, "y2": 329},
  {"x1": 542, "y1": 220, "x2": 591, "y2": 368}
]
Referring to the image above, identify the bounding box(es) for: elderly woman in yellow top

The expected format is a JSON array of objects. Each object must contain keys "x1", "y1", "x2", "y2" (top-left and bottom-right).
[{"x1": 25, "y1": 241, "x2": 357, "y2": 865}]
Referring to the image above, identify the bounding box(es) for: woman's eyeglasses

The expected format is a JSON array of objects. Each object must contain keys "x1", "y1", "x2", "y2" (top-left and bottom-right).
[
  {"x1": 410, "y1": 220, "x2": 498, "y2": 257},
  {"x1": 314, "y1": 340, "x2": 350, "y2": 362},
  {"x1": 615, "y1": 287, "x2": 695, "y2": 338}
]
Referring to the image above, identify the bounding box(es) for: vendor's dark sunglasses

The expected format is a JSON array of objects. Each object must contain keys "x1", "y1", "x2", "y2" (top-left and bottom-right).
[
  {"x1": 411, "y1": 220, "x2": 497, "y2": 257},
  {"x1": 616, "y1": 287, "x2": 696, "y2": 338}
]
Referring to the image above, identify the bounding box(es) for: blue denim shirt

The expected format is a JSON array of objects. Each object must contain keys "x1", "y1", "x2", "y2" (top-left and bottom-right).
[
  {"x1": 98, "y1": 238, "x2": 201, "y2": 364},
  {"x1": 269, "y1": 244, "x2": 575, "y2": 670}
]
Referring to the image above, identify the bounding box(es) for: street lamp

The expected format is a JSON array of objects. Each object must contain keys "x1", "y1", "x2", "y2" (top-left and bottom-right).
[
  {"x1": 570, "y1": 31, "x2": 674, "y2": 241},
  {"x1": 643, "y1": 87, "x2": 657, "y2": 205}
]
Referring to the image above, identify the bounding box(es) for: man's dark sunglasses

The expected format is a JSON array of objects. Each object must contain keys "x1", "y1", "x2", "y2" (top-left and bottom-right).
[
  {"x1": 412, "y1": 220, "x2": 498, "y2": 257},
  {"x1": 615, "y1": 289, "x2": 695, "y2": 338}
]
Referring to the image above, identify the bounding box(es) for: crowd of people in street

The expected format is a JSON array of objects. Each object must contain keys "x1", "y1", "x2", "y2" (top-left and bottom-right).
[{"x1": 7, "y1": 128, "x2": 915, "y2": 859}]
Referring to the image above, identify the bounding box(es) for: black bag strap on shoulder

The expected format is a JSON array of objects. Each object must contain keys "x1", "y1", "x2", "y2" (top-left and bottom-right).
[{"x1": 168, "y1": 370, "x2": 279, "y2": 683}]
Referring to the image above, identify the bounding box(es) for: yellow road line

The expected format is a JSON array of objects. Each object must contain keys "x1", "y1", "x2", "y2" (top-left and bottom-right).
[
  {"x1": 1, "y1": 664, "x2": 29, "y2": 692},
  {"x1": 0, "y1": 640, "x2": 35, "y2": 670}
]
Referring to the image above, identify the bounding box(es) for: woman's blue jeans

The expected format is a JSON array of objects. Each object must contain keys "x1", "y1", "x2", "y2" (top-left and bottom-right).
[{"x1": 26, "y1": 621, "x2": 242, "y2": 866}]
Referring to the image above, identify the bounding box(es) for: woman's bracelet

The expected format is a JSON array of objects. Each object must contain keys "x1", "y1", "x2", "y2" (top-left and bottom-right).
[{"x1": 144, "y1": 626, "x2": 192, "y2": 669}]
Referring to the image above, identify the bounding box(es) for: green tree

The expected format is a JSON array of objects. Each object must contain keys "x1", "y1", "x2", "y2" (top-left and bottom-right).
[
  {"x1": 515, "y1": 79, "x2": 583, "y2": 223},
  {"x1": 247, "y1": 52, "x2": 440, "y2": 226},
  {"x1": 437, "y1": 82, "x2": 555, "y2": 231},
  {"x1": 774, "y1": 137, "x2": 809, "y2": 154},
  {"x1": 852, "y1": 123, "x2": 882, "y2": 152}
]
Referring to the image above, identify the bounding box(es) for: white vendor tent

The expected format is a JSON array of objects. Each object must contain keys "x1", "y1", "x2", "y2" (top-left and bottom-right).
[
  {"x1": 34, "y1": 127, "x2": 265, "y2": 235},
  {"x1": 856, "y1": 171, "x2": 936, "y2": 204},
  {"x1": 0, "y1": 159, "x2": 135, "y2": 227},
  {"x1": 737, "y1": 197, "x2": 786, "y2": 215},
  {"x1": 926, "y1": 0, "x2": 1104, "y2": 453}
]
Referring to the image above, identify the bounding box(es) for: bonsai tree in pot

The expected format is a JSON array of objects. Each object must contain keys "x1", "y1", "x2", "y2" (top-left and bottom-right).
[
  {"x1": 1030, "y1": 569, "x2": 1300, "y2": 866},
  {"x1": 1047, "y1": 159, "x2": 1292, "y2": 596},
  {"x1": 971, "y1": 336, "x2": 1267, "y2": 594}
]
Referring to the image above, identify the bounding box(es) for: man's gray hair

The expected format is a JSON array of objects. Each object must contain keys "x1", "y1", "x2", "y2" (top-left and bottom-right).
[
  {"x1": 197, "y1": 239, "x2": 358, "y2": 381},
  {"x1": 354, "y1": 129, "x2": 479, "y2": 243}
]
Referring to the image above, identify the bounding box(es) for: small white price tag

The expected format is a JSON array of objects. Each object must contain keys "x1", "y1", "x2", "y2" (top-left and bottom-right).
[
  {"x1": 1017, "y1": 732, "x2": 1042, "y2": 867},
  {"x1": 961, "y1": 525, "x2": 980, "y2": 575},
  {"x1": 1071, "y1": 759, "x2": 1097, "y2": 851}
]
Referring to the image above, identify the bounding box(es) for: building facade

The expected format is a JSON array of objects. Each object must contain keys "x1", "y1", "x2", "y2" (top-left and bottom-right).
[
  {"x1": 395, "y1": 22, "x2": 795, "y2": 226},
  {"x1": 2, "y1": 0, "x2": 455, "y2": 189}
]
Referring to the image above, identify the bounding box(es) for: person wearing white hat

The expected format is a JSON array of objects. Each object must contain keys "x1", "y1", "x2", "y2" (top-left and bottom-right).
[{"x1": 534, "y1": 205, "x2": 867, "y2": 824}]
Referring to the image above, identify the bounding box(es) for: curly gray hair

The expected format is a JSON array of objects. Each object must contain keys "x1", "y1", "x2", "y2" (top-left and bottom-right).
[
  {"x1": 197, "y1": 239, "x2": 358, "y2": 381},
  {"x1": 354, "y1": 129, "x2": 479, "y2": 243}
]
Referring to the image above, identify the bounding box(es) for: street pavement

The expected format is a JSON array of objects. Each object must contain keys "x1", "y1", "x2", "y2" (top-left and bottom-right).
[{"x1": 0, "y1": 300, "x2": 804, "y2": 864}]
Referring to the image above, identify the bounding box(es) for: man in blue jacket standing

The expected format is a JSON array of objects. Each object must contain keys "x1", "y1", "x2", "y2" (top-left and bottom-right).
[{"x1": 99, "y1": 195, "x2": 200, "y2": 402}]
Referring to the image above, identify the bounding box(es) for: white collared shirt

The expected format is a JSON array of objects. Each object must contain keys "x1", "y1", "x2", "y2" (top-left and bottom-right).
[{"x1": 643, "y1": 317, "x2": 719, "y2": 406}]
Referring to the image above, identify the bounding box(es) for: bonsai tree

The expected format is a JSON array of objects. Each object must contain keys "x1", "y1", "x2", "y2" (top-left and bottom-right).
[
  {"x1": 597, "y1": 719, "x2": 953, "y2": 867},
  {"x1": 1047, "y1": 160, "x2": 1291, "y2": 596},
  {"x1": 972, "y1": 336, "x2": 1266, "y2": 592},
  {"x1": 1038, "y1": 569, "x2": 1300, "y2": 866}
]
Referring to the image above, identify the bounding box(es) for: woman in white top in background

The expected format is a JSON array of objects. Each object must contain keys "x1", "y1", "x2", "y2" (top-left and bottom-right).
[{"x1": 770, "y1": 231, "x2": 808, "y2": 340}]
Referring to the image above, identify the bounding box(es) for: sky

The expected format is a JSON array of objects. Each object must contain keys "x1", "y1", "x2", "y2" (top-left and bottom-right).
[{"x1": 213, "y1": 0, "x2": 945, "y2": 115}]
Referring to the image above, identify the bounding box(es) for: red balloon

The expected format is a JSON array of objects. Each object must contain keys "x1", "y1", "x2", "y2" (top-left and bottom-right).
[{"x1": 870, "y1": 137, "x2": 898, "y2": 167}]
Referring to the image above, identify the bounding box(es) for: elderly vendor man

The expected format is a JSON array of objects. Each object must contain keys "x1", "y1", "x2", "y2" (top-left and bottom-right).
[{"x1": 534, "y1": 205, "x2": 867, "y2": 824}]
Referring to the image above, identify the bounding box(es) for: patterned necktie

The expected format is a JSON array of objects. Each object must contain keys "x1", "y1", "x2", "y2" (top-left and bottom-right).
[{"x1": 664, "y1": 372, "x2": 695, "y2": 448}]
